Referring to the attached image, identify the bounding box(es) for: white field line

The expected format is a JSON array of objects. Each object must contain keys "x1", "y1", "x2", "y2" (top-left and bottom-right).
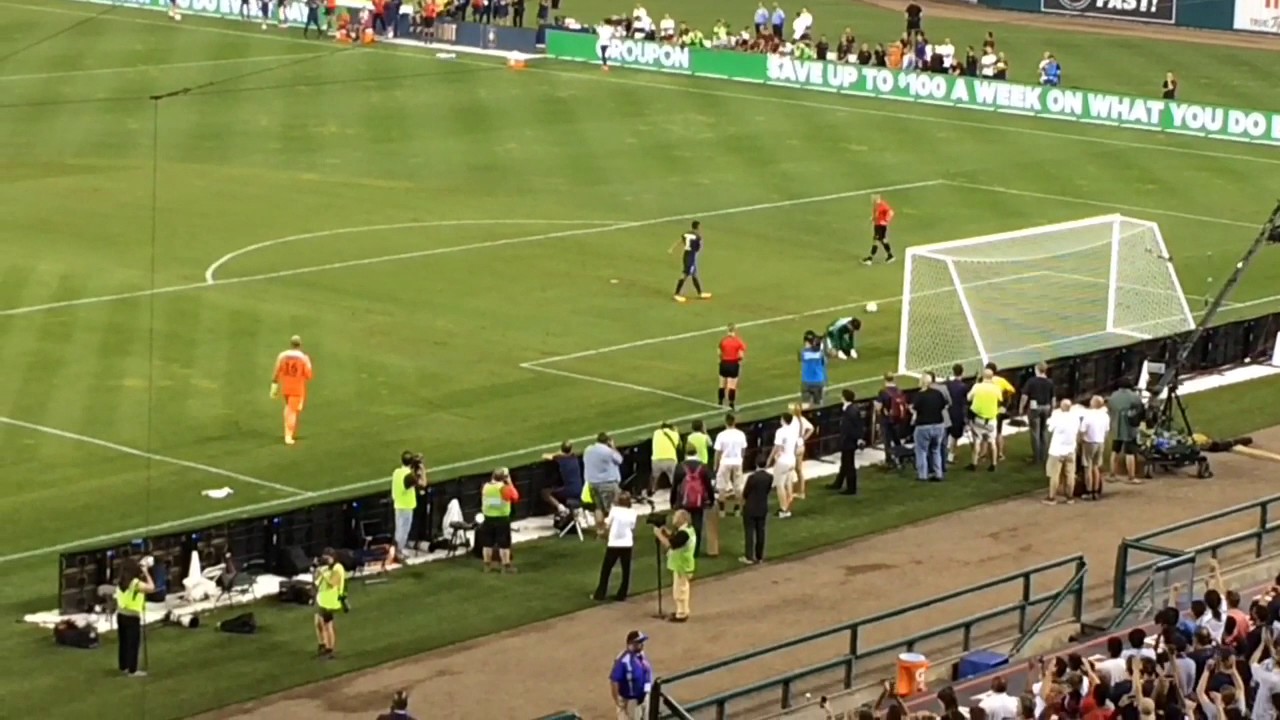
[
  {"x1": 949, "y1": 182, "x2": 1259, "y2": 230},
  {"x1": 527, "y1": 270, "x2": 1049, "y2": 366},
  {"x1": 202, "y1": 218, "x2": 626, "y2": 282},
  {"x1": 520, "y1": 364, "x2": 721, "y2": 409},
  {"x1": 0, "y1": 52, "x2": 327, "y2": 82},
  {"x1": 6, "y1": 2, "x2": 1280, "y2": 169},
  {"x1": 1, "y1": 180, "x2": 941, "y2": 316},
  {"x1": 0, "y1": 416, "x2": 307, "y2": 496}
]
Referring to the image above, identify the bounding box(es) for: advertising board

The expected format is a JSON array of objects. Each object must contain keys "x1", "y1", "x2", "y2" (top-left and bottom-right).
[
  {"x1": 1233, "y1": 0, "x2": 1280, "y2": 33},
  {"x1": 1039, "y1": 0, "x2": 1176, "y2": 24}
]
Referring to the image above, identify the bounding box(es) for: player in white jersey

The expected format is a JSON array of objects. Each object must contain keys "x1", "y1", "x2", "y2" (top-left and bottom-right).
[{"x1": 596, "y1": 20, "x2": 615, "y2": 71}]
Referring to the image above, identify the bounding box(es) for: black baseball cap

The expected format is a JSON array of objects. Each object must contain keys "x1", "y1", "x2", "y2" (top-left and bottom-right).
[{"x1": 626, "y1": 630, "x2": 648, "y2": 644}]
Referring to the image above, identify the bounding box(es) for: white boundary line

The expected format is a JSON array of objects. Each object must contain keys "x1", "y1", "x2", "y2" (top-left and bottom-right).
[
  {"x1": 1, "y1": 180, "x2": 941, "y2": 316},
  {"x1": 7, "y1": 2, "x2": 1280, "y2": 168},
  {"x1": 0, "y1": 416, "x2": 307, "y2": 496},
  {"x1": 520, "y1": 364, "x2": 720, "y2": 408},
  {"x1": 0, "y1": 52, "x2": 327, "y2": 82},
  {"x1": 203, "y1": 219, "x2": 625, "y2": 282}
]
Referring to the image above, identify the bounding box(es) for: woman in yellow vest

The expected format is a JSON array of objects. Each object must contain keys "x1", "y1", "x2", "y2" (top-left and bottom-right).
[
  {"x1": 314, "y1": 547, "x2": 346, "y2": 659},
  {"x1": 654, "y1": 509, "x2": 697, "y2": 623},
  {"x1": 116, "y1": 558, "x2": 155, "y2": 677}
]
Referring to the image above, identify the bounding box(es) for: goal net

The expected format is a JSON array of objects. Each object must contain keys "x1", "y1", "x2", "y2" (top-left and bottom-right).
[{"x1": 897, "y1": 214, "x2": 1195, "y2": 377}]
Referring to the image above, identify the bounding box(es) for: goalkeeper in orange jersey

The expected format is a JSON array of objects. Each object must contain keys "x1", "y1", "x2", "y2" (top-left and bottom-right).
[{"x1": 270, "y1": 335, "x2": 313, "y2": 445}]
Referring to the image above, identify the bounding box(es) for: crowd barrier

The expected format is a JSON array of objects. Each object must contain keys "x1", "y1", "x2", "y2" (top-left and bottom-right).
[
  {"x1": 1112, "y1": 493, "x2": 1280, "y2": 610},
  {"x1": 546, "y1": 32, "x2": 1280, "y2": 147},
  {"x1": 648, "y1": 556, "x2": 1087, "y2": 720}
]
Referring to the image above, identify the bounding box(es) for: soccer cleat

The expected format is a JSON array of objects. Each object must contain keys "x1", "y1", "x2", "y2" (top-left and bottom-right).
[
  {"x1": 673, "y1": 295, "x2": 687, "y2": 303},
  {"x1": 886, "y1": 255, "x2": 897, "y2": 263},
  {"x1": 285, "y1": 436, "x2": 296, "y2": 445},
  {"x1": 861, "y1": 258, "x2": 873, "y2": 266},
  {"x1": 848, "y1": 349, "x2": 858, "y2": 359},
  {"x1": 699, "y1": 292, "x2": 712, "y2": 299}
]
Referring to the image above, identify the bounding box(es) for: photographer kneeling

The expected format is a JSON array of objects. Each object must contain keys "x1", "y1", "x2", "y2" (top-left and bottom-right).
[{"x1": 654, "y1": 509, "x2": 696, "y2": 623}]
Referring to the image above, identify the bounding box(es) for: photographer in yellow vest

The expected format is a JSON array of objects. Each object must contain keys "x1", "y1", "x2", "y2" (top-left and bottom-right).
[
  {"x1": 654, "y1": 509, "x2": 697, "y2": 623},
  {"x1": 391, "y1": 451, "x2": 428, "y2": 561},
  {"x1": 479, "y1": 468, "x2": 520, "y2": 573},
  {"x1": 314, "y1": 547, "x2": 346, "y2": 659},
  {"x1": 116, "y1": 557, "x2": 155, "y2": 677}
]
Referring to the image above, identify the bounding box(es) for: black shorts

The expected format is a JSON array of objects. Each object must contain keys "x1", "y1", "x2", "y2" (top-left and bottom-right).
[
  {"x1": 1112, "y1": 439, "x2": 1138, "y2": 455},
  {"x1": 422, "y1": 16, "x2": 435, "y2": 27},
  {"x1": 681, "y1": 251, "x2": 698, "y2": 276},
  {"x1": 873, "y1": 224, "x2": 888, "y2": 242},
  {"x1": 719, "y1": 361, "x2": 741, "y2": 379},
  {"x1": 478, "y1": 518, "x2": 513, "y2": 549},
  {"x1": 316, "y1": 608, "x2": 336, "y2": 623}
]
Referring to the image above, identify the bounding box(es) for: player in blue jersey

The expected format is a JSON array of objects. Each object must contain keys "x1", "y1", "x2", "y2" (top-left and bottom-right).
[{"x1": 669, "y1": 220, "x2": 712, "y2": 303}]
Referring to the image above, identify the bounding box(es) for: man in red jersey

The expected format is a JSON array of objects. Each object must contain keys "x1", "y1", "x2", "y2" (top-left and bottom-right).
[
  {"x1": 862, "y1": 194, "x2": 896, "y2": 265},
  {"x1": 717, "y1": 324, "x2": 746, "y2": 410}
]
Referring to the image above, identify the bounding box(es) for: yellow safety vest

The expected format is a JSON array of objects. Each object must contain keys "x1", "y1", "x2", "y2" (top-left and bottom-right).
[
  {"x1": 116, "y1": 579, "x2": 146, "y2": 616},
  {"x1": 481, "y1": 481, "x2": 511, "y2": 518},
  {"x1": 315, "y1": 565, "x2": 345, "y2": 611},
  {"x1": 391, "y1": 467, "x2": 416, "y2": 511},
  {"x1": 652, "y1": 429, "x2": 679, "y2": 461},
  {"x1": 667, "y1": 526, "x2": 697, "y2": 575},
  {"x1": 970, "y1": 382, "x2": 1001, "y2": 420}
]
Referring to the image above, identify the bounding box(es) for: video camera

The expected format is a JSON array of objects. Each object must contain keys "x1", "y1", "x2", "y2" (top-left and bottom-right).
[{"x1": 644, "y1": 512, "x2": 668, "y2": 527}]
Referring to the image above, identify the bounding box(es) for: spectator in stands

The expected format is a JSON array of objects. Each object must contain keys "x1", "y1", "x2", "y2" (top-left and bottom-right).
[
  {"x1": 1097, "y1": 636, "x2": 1128, "y2": 684},
  {"x1": 375, "y1": 690, "x2": 415, "y2": 720},
  {"x1": 584, "y1": 432, "x2": 623, "y2": 534},
  {"x1": 1123, "y1": 627, "x2": 1155, "y2": 661},
  {"x1": 541, "y1": 442, "x2": 583, "y2": 518},
  {"x1": 1199, "y1": 559, "x2": 1230, "y2": 643},
  {"x1": 980, "y1": 676, "x2": 1020, "y2": 720}
]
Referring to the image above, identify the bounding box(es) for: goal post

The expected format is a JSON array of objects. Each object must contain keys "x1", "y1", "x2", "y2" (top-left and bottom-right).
[{"x1": 896, "y1": 214, "x2": 1195, "y2": 377}]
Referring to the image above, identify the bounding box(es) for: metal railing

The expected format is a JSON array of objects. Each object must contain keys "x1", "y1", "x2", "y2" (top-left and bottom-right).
[
  {"x1": 1010, "y1": 559, "x2": 1088, "y2": 656},
  {"x1": 1113, "y1": 495, "x2": 1280, "y2": 608},
  {"x1": 648, "y1": 555, "x2": 1087, "y2": 720}
]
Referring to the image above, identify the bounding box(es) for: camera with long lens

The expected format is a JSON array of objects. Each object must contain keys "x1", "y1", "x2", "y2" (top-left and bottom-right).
[{"x1": 645, "y1": 512, "x2": 668, "y2": 527}]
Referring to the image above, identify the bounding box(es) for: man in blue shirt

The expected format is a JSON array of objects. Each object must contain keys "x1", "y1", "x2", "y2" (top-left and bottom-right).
[
  {"x1": 610, "y1": 630, "x2": 653, "y2": 719},
  {"x1": 770, "y1": 3, "x2": 785, "y2": 38},
  {"x1": 669, "y1": 220, "x2": 711, "y2": 303},
  {"x1": 584, "y1": 432, "x2": 623, "y2": 531},
  {"x1": 1042, "y1": 56, "x2": 1061, "y2": 86},
  {"x1": 753, "y1": 2, "x2": 769, "y2": 33},
  {"x1": 541, "y1": 441, "x2": 584, "y2": 517},
  {"x1": 799, "y1": 332, "x2": 828, "y2": 408}
]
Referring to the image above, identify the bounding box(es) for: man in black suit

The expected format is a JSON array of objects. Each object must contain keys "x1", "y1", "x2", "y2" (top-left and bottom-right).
[
  {"x1": 829, "y1": 388, "x2": 863, "y2": 495},
  {"x1": 738, "y1": 457, "x2": 773, "y2": 565}
]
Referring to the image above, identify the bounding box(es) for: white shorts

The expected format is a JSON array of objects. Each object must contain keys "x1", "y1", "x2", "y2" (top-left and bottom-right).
[
  {"x1": 772, "y1": 462, "x2": 796, "y2": 489},
  {"x1": 715, "y1": 464, "x2": 744, "y2": 496}
]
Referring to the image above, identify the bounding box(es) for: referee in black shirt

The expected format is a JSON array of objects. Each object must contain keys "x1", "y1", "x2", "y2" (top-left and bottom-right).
[{"x1": 1019, "y1": 362, "x2": 1055, "y2": 466}]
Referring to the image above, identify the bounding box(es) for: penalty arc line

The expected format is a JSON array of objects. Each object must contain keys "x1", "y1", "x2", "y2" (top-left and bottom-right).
[
  {"x1": 5, "y1": 3, "x2": 1277, "y2": 169},
  {"x1": 202, "y1": 218, "x2": 628, "y2": 282},
  {"x1": 0, "y1": 416, "x2": 308, "y2": 496},
  {"x1": 1, "y1": 180, "x2": 942, "y2": 317}
]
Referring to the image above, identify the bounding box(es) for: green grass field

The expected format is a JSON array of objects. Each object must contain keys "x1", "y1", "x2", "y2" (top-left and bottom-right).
[{"x1": 1, "y1": 0, "x2": 1279, "y2": 717}]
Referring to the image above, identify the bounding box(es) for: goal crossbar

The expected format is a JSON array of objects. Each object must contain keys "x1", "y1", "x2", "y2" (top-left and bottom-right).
[{"x1": 910, "y1": 214, "x2": 1125, "y2": 255}]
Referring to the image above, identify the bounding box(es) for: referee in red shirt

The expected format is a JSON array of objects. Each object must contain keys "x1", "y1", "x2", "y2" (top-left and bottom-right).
[
  {"x1": 862, "y1": 194, "x2": 896, "y2": 265},
  {"x1": 718, "y1": 324, "x2": 746, "y2": 410}
]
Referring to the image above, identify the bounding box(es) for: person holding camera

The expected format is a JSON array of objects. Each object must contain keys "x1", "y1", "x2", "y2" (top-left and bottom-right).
[
  {"x1": 116, "y1": 557, "x2": 156, "y2": 677},
  {"x1": 593, "y1": 492, "x2": 637, "y2": 602},
  {"x1": 313, "y1": 547, "x2": 346, "y2": 659},
  {"x1": 479, "y1": 468, "x2": 520, "y2": 573},
  {"x1": 654, "y1": 509, "x2": 696, "y2": 623},
  {"x1": 391, "y1": 451, "x2": 428, "y2": 559}
]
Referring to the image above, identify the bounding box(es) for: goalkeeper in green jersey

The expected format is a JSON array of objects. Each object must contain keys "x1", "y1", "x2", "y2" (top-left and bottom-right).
[{"x1": 824, "y1": 317, "x2": 862, "y2": 360}]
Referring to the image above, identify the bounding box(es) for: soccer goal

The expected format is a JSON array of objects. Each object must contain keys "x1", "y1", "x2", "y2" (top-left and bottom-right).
[{"x1": 896, "y1": 214, "x2": 1195, "y2": 377}]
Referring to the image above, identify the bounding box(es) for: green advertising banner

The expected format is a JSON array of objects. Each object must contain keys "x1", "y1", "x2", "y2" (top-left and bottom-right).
[{"x1": 545, "y1": 31, "x2": 1280, "y2": 147}]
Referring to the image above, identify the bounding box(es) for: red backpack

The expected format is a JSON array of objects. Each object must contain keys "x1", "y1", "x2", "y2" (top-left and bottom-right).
[
  {"x1": 885, "y1": 387, "x2": 910, "y2": 424},
  {"x1": 679, "y1": 463, "x2": 707, "y2": 510}
]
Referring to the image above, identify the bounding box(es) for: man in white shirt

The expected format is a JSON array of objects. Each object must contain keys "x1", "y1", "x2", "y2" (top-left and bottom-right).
[
  {"x1": 979, "y1": 677, "x2": 1020, "y2": 720},
  {"x1": 1044, "y1": 399, "x2": 1081, "y2": 505},
  {"x1": 592, "y1": 493, "x2": 638, "y2": 602},
  {"x1": 1079, "y1": 395, "x2": 1110, "y2": 499},
  {"x1": 980, "y1": 50, "x2": 997, "y2": 78},
  {"x1": 768, "y1": 413, "x2": 799, "y2": 519},
  {"x1": 658, "y1": 13, "x2": 675, "y2": 40},
  {"x1": 938, "y1": 38, "x2": 956, "y2": 69},
  {"x1": 596, "y1": 21, "x2": 615, "y2": 71},
  {"x1": 713, "y1": 413, "x2": 748, "y2": 517},
  {"x1": 1252, "y1": 647, "x2": 1280, "y2": 720},
  {"x1": 791, "y1": 7, "x2": 813, "y2": 41}
]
